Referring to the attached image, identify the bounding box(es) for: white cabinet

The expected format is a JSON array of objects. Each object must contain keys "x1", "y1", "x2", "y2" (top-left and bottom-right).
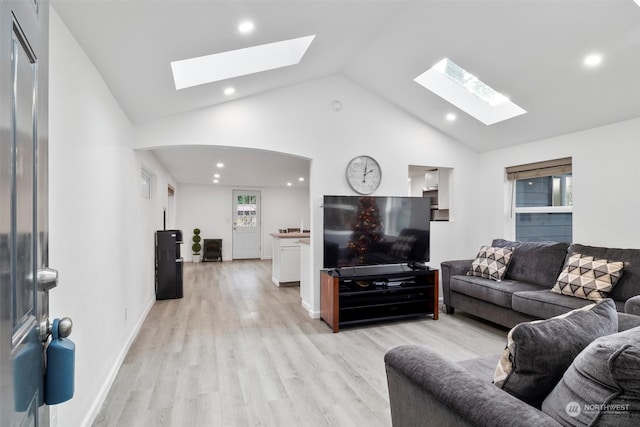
[{"x1": 271, "y1": 235, "x2": 303, "y2": 286}]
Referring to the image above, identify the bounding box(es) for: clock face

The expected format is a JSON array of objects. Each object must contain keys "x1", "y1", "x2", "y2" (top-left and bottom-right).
[{"x1": 346, "y1": 155, "x2": 381, "y2": 194}]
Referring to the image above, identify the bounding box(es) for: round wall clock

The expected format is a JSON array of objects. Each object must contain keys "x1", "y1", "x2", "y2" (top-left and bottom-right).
[{"x1": 346, "y1": 155, "x2": 382, "y2": 194}]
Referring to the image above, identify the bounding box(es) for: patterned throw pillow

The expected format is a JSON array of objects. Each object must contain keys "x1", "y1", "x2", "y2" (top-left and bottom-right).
[
  {"x1": 551, "y1": 253, "x2": 625, "y2": 301},
  {"x1": 388, "y1": 235, "x2": 417, "y2": 259},
  {"x1": 466, "y1": 246, "x2": 514, "y2": 281},
  {"x1": 493, "y1": 299, "x2": 618, "y2": 407}
]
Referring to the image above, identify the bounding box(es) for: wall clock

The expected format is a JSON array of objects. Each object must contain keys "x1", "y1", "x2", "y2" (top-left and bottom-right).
[{"x1": 346, "y1": 155, "x2": 381, "y2": 194}]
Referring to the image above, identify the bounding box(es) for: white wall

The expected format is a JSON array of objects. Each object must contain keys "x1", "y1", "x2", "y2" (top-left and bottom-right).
[
  {"x1": 48, "y1": 8, "x2": 177, "y2": 427},
  {"x1": 176, "y1": 184, "x2": 309, "y2": 261},
  {"x1": 477, "y1": 118, "x2": 640, "y2": 248},
  {"x1": 134, "y1": 75, "x2": 482, "y2": 314}
]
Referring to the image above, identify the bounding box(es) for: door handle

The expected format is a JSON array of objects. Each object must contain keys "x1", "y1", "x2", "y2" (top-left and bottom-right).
[
  {"x1": 37, "y1": 267, "x2": 58, "y2": 292},
  {"x1": 34, "y1": 268, "x2": 60, "y2": 341}
]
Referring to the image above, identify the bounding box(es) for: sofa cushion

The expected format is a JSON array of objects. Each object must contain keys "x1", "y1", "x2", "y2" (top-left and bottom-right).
[
  {"x1": 551, "y1": 253, "x2": 625, "y2": 302},
  {"x1": 450, "y1": 275, "x2": 546, "y2": 308},
  {"x1": 568, "y1": 244, "x2": 640, "y2": 302},
  {"x1": 467, "y1": 246, "x2": 514, "y2": 281},
  {"x1": 541, "y1": 326, "x2": 640, "y2": 426},
  {"x1": 511, "y1": 289, "x2": 615, "y2": 319},
  {"x1": 492, "y1": 239, "x2": 569, "y2": 287},
  {"x1": 494, "y1": 299, "x2": 618, "y2": 408}
]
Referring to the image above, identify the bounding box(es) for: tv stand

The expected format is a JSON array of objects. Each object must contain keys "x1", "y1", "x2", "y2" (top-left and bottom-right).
[{"x1": 320, "y1": 264, "x2": 438, "y2": 333}]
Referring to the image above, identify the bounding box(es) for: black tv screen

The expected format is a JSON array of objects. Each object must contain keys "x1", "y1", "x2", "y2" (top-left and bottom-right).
[{"x1": 323, "y1": 195, "x2": 430, "y2": 268}]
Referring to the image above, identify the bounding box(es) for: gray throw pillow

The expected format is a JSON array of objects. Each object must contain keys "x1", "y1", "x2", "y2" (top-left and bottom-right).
[
  {"x1": 541, "y1": 326, "x2": 640, "y2": 426},
  {"x1": 494, "y1": 299, "x2": 618, "y2": 408}
]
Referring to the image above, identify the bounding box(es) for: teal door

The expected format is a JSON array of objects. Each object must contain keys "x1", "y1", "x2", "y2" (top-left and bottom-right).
[{"x1": 1, "y1": 1, "x2": 52, "y2": 426}]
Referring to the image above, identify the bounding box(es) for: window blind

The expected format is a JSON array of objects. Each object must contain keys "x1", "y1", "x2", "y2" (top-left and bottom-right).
[{"x1": 506, "y1": 157, "x2": 572, "y2": 181}]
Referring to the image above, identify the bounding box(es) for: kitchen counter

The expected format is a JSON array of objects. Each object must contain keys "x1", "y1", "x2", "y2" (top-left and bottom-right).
[
  {"x1": 270, "y1": 232, "x2": 310, "y2": 239},
  {"x1": 271, "y1": 233, "x2": 310, "y2": 286}
]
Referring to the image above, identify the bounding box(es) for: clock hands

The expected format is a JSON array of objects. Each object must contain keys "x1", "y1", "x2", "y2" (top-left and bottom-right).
[
  {"x1": 362, "y1": 159, "x2": 369, "y2": 183},
  {"x1": 362, "y1": 159, "x2": 377, "y2": 183}
]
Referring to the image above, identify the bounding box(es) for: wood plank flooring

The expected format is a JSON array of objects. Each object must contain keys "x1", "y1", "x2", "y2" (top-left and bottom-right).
[{"x1": 92, "y1": 260, "x2": 508, "y2": 427}]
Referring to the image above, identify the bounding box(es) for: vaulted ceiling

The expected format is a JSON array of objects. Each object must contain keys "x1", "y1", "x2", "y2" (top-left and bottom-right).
[{"x1": 53, "y1": 0, "x2": 640, "y2": 186}]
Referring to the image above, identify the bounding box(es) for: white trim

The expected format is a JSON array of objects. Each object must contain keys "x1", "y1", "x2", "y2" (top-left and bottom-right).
[{"x1": 514, "y1": 206, "x2": 573, "y2": 214}]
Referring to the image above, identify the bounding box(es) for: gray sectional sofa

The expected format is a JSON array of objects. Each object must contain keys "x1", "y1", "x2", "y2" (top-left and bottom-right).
[
  {"x1": 441, "y1": 239, "x2": 640, "y2": 329},
  {"x1": 385, "y1": 321, "x2": 640, "y2": 426},
  {"x1": 383, "y1": 240, "x2": 640, "y2": 426}
]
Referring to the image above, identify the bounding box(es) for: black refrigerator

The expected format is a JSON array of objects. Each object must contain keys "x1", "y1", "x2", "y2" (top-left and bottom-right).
[{"x1": 155, "y1": 230, "x2": 184, "y2": 300}]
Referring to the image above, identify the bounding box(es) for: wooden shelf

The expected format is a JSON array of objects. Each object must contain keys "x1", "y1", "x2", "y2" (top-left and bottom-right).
[{"x1": 320, "y1": 266, "x2": 438, "y2": 333}]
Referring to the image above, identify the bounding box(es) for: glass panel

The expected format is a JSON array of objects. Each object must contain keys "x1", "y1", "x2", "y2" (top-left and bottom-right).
[
  {"x1": 516, "y1": 213, "x2": 572, "y2": 242},
  {"x1": 515, "y1": 175, "x2": 572, "y2": 208},
  {"x1": 235, "y1": 195, "x2": 257, "y2": 228},
  {"x1": 11, "y1": 32, "x2": 36, "y2": 331}
]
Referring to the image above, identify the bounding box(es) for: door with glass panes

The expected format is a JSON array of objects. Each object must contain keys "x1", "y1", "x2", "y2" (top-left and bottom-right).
[{"x1": 232, "y1": 190, "x2": 261, "y2": 259}]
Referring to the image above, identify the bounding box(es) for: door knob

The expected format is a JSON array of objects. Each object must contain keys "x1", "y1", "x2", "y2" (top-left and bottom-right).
[
  {"x1": 41, "y1": 317, "x2": 72, "y2": 342},
  {"x1": 36, "y1": 267, "x2": 58, "y2": 291}
]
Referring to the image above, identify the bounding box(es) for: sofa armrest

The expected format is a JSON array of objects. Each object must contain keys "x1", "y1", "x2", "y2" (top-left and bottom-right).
[
  {"x1": 625, "y1": 295, "x2": 640, "y2": 316},
  {"x1": 440, "y1": 259, "x2": 473, "y2": 310},
  {"x1": 385, "y1": 345, "x2": 562, "y2": 427}
]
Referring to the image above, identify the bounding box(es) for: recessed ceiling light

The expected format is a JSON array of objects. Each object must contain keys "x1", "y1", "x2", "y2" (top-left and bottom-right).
[
  {"x1": 446, "y1": 113, "x2": 457, "y2": 121},
  {"x1": 286, "y1": 182, "x2": 292, "y2": 187},
  {"x1": 584, "y1": 53, "x2": 603, "y2": 67},
  {"x1": 214, "y1": 173, "x2": 220, "y2": 178},
  {"x1": 216, "y1": 162, "x2": 224, "y2": 168},
  {"x1": 224, "y1": 87, "x2": 235, "y2": 95},
  {"x1": 213, "y1": 179, "x2": 219, "y2": 184},
  {"x1": 298, "y1": 177, "x2": 305, "y2": 182},
  {"x1": 414, "y1": 58, "x2": 526, "y2": 125},
  {"x1": 238, "y1": 21, "x2": 255, "y2": 34},
  {"x1": 170, "y1": 35, "x2": 315, "y2": 90}
]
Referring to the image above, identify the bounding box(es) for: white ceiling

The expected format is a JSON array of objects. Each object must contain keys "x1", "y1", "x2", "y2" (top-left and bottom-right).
[
  {"x1": 152, "y1": 146, "x2": 311, "y2": 189},
  {"x1": 52, "y1": 0, "x2": 640, "y2": 187}
]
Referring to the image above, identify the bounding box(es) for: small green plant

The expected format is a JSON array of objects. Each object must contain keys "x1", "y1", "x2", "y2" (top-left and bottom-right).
[{"x1": 192, "y1": 228, "x2": 202, "y2": 255}]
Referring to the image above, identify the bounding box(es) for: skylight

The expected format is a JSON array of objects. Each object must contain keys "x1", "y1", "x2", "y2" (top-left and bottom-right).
[
  {"x1": 414, "y1": 58, "x2": 526, "y2": 125},
  {"x1": 171, "y1": 35, "x2": 316, "y2": 90}
]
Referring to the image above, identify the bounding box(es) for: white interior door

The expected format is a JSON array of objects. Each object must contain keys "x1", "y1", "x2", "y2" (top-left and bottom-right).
[{"x1": 232, "y1": 190, "x2": 261, "y2": 259}]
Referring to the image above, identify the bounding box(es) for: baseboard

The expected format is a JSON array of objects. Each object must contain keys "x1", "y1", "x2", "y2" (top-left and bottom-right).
[
  {"x1": 80, "y1": 296, "x2": 155, "y2": 427},
  {"x1": 301, "y1": 300, "x2": 320, "y2": 319}
]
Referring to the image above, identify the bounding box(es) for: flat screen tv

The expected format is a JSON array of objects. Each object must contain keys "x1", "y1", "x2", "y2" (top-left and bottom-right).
[{"x1": 323, "y1": 195, "x2": 430, "y2": 268}]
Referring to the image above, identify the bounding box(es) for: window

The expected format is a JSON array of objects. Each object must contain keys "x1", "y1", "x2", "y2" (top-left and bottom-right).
[
  {"x1": 235, "y1": 194, "x2": 257, "y2": 227},
  {"x1": 507, "y1": 158, "x2": 572, "y2": 242},
  {"x1": 141, "y1": 169, "x2": 152, "y2": 199}
]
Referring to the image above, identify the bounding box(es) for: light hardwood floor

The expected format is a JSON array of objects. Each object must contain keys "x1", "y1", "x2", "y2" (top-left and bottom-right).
[{"x1": 92, "y1": 260, "x2": 507, "y2": 427}]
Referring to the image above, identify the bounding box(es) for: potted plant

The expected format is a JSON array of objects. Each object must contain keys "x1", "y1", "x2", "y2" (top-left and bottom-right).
[{"x1": 192, "y1": 228, "x2": 202, "y2": 263}]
